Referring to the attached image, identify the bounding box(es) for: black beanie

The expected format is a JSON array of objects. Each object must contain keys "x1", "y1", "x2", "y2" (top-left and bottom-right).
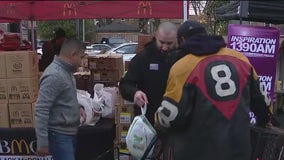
[
  {"x1": 177, "y1": 20, "x2": 207, "y2": 40},
  {"x1": 54, "y1": 27, "x2": 66, "y2": 39}
]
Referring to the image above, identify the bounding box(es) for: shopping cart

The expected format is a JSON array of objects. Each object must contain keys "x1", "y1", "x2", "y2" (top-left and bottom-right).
[{"x1": 251, "y1": 125, "x2": 284, "y2": 160}]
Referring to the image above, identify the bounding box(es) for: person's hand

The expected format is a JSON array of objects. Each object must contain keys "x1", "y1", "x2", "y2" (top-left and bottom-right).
[
  {"x1": 80, "y1": 107, "x2": 86, "y2": 125},
  {"x1": 36, "y1": 146, "x2": 49, "y2": 156},
  {"x1": 134, "y1": 90, "x2": 148, "y2": 107}
]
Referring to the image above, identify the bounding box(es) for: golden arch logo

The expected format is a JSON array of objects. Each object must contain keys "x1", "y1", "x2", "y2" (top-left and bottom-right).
[
  {"x1": 11, "y1": 139, "x2": 30, "y2": 154},
  {"x1": 137, "y1": 1, "x2": 152, "y2": 15},
  {"x1": 63, "y1": 2, "x2": 77, "y2": 16},
  {"x1": 6, "y1": 3, "x2": 16, "y2": 15}
]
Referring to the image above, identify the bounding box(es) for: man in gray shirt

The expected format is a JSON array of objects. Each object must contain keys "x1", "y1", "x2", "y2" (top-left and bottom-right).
[{"x1": 35, "y1": 39, "x2": 86, "y2": 160}]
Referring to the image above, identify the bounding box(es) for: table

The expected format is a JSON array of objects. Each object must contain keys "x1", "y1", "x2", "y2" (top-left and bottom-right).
[{"x1": 0, "y1": 118, "x2": 115, "y2": 160}]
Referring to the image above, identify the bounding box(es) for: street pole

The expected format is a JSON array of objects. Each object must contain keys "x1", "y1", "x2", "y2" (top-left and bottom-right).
[
  {"x1": 82, "y1": 19, "x2": 85, "y2": 42},
  {"x1": 183, "y1": 0, "x2": 188, "y2": 22}
]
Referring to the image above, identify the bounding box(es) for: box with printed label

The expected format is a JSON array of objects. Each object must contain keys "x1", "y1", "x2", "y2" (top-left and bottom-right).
[
  {"x1": 137, "y1": 34, "x2": 153, "y2": 53},
  {"x1": 119, "y1": 125, "x2": 130, "y2": 143},
  {"x1": 0, "y1": 79, "x2": 8, "y2": 103},
  {"x1": 88, "y1": 54, "x2": 123, "y2": 70},
  {"x1": 0, "y1": 103, "x2": 10, "y2": 128},
  {"x1": 115, "y1": 123, "x2": 131, "y2": 143},
  {"x1": 115, "y1": 103, "x2": 134, "y2": 124},
  {"x1": 117, "y1": 104, "x2": 134, "y2": 124},
  {"x1": 5, "y1": 50, "x2": 39, "y2": 78},
  {"x1": 91, "y1": 69, "x2": 123, "y2": 81},
  {"x1": 0, "y1": 52, "x2": 6, "y2": 78},
  {"x1": 124, "y1": 60, "x2": 130, "y2": 71},
  {"x1": 7, "y1": 76, "x2": 38, "y2": 103},
  {"x1": 8, "y1": 103, "x2": 34, "y2": 128}
]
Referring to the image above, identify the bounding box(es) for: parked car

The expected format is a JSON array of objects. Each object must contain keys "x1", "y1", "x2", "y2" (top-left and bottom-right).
[
  {"x1": 105, "y1": 42, "x2": 138, "y2": 61},
  {"x1": 36, "y1": 39, "x2": 46, "y2": 60},
  {"x1": 85, "y1": 43, "x2": 113, "y2": 55},
  {"x1": 37, "y1": 48, "x2": 43, "y2": 59},
  {"x1": 101, "y1": 37, "x2": 128, "y2": 46}
]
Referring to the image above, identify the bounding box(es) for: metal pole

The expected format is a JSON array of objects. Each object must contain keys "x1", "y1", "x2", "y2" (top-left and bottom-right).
[
  {"x1": 183, "y1": 0, "x2": 188, "y2": 22},
  {"x1": 76, "y1": 19, "x2": 80, "y2": 40},
  {"x1": 82, "y1": 19, "x2": 85, "y2": 42},
  {"x1": 31, "y1": 20, "x2": 35, "y2": 50}
]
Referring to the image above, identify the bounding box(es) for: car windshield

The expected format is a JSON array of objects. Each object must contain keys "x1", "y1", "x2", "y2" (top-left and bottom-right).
[
  {"x1": 93, "y1": 45, "x2": 111, "y2": 51},
  {"x1": 85, "y1": 44, "x2": 112, "y2": 55},
  {"x1": 114, "y1": 45, "x2": 137, "y2": 54}
]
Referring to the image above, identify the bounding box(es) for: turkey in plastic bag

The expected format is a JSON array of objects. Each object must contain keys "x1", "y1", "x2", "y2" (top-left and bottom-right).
[{"x1": 126, "y1": 104, "x2": 157, "y2": 159}]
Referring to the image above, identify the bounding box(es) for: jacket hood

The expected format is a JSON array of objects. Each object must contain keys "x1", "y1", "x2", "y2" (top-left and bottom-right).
[{"x1": 179, "y1": 35, "x2": 226, "y2": 56}]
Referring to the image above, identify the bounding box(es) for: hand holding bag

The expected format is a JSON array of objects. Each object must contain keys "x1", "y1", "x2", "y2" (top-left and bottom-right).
[{"x1": 126, "y1": 104, "x2": 157, "y2": 159}]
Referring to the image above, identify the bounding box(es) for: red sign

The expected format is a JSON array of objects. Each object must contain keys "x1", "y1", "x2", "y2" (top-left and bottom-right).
[{"x1": 0, "y1": 1, "x2": 184, "y2": 21}]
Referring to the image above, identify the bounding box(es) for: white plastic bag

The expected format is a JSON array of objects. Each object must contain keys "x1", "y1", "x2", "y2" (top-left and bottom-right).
[
  {"x1": 77, "y1": 89, "x2": 102, "y2": 126},
  {"x1": 126, "y1": 104, "x2": 157, "y2": 159},
  {"x1": 93, "y1": 83, "x2": 117, "y2": 118}
]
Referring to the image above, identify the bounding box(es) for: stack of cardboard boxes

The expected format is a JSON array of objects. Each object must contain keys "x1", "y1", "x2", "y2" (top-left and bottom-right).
[
  {"x1": 0, "y1": 50, "x2": 38, "y2": 128},
  {"x1": 136, "y1": 34, "x2": 153, "y2": 53},
  {"x1": 88, "y1": 54, "x2": 124, "y2": 86},
  {"x1": 114, "y1": 96, "x2": 135, "y2": 160}
]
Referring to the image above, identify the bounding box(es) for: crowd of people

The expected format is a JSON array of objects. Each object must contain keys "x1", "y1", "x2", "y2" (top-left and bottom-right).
[{"x1": 34, "y1": 20, "x2": 277, "y2": 160}]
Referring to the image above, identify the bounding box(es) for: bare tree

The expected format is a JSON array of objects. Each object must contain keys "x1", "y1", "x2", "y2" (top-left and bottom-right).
[{"x1": 190, "y1": 0, "x2": 229, "y2": 35}]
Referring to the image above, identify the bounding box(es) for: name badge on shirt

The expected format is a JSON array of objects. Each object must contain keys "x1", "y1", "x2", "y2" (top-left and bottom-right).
[{"x1": 149, "y1": 63, "x2": 159, "y2": 70}]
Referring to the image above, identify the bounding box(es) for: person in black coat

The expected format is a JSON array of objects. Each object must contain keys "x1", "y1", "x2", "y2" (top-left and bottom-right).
[
  {"x1": 119, "y1": 22, "x2": 178, "y2": 124},
  {"x1": 39, "y1": 28, "x2": 66, "y2": 71}
]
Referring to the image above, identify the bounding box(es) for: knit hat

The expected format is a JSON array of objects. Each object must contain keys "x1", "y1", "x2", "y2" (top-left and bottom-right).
[{"x1": 177, "y1": 20, "x2": 207, "y2": 40}]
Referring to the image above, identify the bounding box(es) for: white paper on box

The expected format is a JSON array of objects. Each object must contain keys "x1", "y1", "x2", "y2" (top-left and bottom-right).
[{"x1": 120, "y1": 112, "x2": 131, "y2": 124}]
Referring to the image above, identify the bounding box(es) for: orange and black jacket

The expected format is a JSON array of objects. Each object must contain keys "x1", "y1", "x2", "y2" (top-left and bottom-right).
[{"x1": 155, "y1": 35, "x2": 272, "y2": 160}]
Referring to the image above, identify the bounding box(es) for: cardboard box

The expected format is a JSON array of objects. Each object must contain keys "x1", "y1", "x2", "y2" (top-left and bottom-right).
[
  {"x1": 32, "y1": 102, "x2": 36, "y2": 127},
  {"x1": 124, "y1": 60, "x2": 130, "y2": 71},
  {"x1": 117, "y1": 124, "x2": 130, "y2": 143},
  {"x1": 137, "y1": 34, "x2": 153, "y2": 53},
  {"x1": 0, "y1": 52, "x2": 6, "y2": 78},
  {"x1": 115, "y1": 92, "x2": 124, "y2": 107},
  {"x1": 7, "y1": 76, "x2": 38, "y2": 103},
  {"x1": 9, "y1": 103, "x2": 34, "y2": 128},
  {"x1": 88, "y1": 54, "x2": 123, "y2": 70},
  {"x1": 0, "y1": 103, "x2": 10, "y2": 128},
  {"x1": 91, "y1": 69, "x2": 123, "y2": 81},
  {"x1": 115, "y1": 123, "x2": 131, "y2": 142},
  {"x1": 117, "y1": 104, "x2": 134, "y2": 124},
  {"x1": 74, "y1": 74, "x2": 93, "y2": 91},
  {"x1": 0, "y1": 79, "x2": 8, "y2": 103},
  {"x1": 5, "y1": 50, "x2": 39, "y2": 78}
]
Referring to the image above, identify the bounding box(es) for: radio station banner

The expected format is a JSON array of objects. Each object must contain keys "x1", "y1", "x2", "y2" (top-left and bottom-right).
[{"x1": 227, "y1": 24, "x2": 280, "y2": 99}]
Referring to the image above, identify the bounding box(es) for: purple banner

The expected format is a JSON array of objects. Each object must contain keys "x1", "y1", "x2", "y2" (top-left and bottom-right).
[{"x1": 227, "y1": 24, "x2": 280, "y2": 99}]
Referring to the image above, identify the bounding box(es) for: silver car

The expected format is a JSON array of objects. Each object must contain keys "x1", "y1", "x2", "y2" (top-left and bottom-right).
[
  {"x1": 105, "y1": 42, "x2": 138, "y2": 61},
  {"x1": 85, "y1": 43, "x2": 113, "y2": 55}
]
